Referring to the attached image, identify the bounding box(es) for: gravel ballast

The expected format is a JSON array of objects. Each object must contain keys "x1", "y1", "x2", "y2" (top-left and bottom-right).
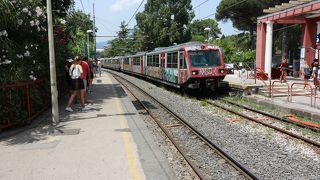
[{"x1": 112, "y1": 71, "x2": 320, "y2": 179}]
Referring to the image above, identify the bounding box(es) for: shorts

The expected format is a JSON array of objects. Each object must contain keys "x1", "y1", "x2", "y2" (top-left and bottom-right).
[
  {"x1": 71, "y1": 78, "x2": 84, "y2": 90},
  {"x1": 83, "y1": 79, "x2": 87, "y2": 91},
  {"x1": 304, "y1": 75, "x2": 311, "y2": 80}
]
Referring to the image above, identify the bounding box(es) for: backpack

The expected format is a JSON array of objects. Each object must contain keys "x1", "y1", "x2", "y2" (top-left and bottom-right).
[
  {"x1": 70, "y1": 65, "x2": 81, "y2": 79},
  {"x1": 304, "y1": 67, "x2": 311, "y2": 76}
]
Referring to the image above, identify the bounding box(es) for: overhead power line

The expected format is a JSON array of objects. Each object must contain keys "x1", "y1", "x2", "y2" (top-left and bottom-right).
[
  {"x1": 166, "y1": 0, "x2": 248, "y2": 37},
  {"x1": 127, "y1": 0, "x2": 145, "y2": 26},
  {"x1": 193, "y1": 0, "x2": 209, "y2": 10},
  {"x1": 79, "y1": 0, "x2": 86, "y2": 13},
  {"x1": 87, "y1": 0, "x2": 92, "y2": 15},
  {"x1": 200, "y1": 0, "x2": 248, "y2": 20}
]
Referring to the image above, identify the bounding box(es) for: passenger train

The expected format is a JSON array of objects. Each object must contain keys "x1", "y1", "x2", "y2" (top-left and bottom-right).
[{"x1": 100, "y1": 42, "x2": 227, "y2": 89}]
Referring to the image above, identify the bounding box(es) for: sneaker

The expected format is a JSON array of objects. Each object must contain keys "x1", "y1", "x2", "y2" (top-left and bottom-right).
[
  {"x1": 66, "y1": 107, "x2": 73, "y2": 112},
  {"x1": 81, "y1": 106, "x2": 90, "y2": 111}
]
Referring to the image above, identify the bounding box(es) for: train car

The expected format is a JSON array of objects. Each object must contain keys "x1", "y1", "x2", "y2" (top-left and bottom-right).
[
  {"x1": 101, "y1": 57, "x2": 121, "y2": 71},
  {"x1": 129, "y1": 52, "x2": 145, "y2": 76},
  {"x1": 104, "y1": 42, "x2": 227, "y2": 90},
  {"x1": 140, "y1": 42, "x2": 227, "y2": 89}
]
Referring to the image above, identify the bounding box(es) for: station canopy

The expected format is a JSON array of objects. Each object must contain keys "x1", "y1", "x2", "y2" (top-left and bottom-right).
[{"x1": 258, "y1": 0, "x2": 320, "y2": 23}]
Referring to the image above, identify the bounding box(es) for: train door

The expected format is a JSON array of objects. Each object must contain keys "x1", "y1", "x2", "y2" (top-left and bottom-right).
[
  {"x1": 178, "y1": 51, "x2": 188, "y2": 84},
  {"x1": 140, "y1": 56, "x2": 144, "y2": 74},
  {"x1": 120, "y1": 58, "x2": 124, "y2": 71},
  {"x1": 160, "y1": 53, "x2": 166, "y2": 80},
  {"x1": 160, "y1": 53, "x2": 165, "y2": 68}
]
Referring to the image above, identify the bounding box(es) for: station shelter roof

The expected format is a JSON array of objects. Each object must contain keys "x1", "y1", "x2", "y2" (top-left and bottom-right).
[{"x1": 258, "y1": 0, "x2": 320, "y2": 24}]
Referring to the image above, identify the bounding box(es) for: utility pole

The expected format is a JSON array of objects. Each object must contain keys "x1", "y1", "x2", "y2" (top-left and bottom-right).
[
  {"x1": 93, "y1": 3, "x2": 96, "y2": 60},
  {"x1": 46, "y1": 0, "x2": 59, "y2": 124}
]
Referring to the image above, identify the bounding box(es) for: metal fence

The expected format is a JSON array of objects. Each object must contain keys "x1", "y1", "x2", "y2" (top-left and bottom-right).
[{"x1": 0, "y1": 75, "x2": 67, "y2": 129}]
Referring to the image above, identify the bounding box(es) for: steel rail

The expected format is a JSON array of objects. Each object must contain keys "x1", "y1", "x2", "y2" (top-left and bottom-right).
[
  {"x1": 112, "y1": 76, "x2": 205, "y2": 180},
  {"x1": 206, "y1": 100, "x2": 320, "y2": 148},
  {"x1": 220, "y1": 99, "x2": 320, "y2": 133},
  {"x1": 110, "y1": 72, "x2": 260, "y2": 180}
]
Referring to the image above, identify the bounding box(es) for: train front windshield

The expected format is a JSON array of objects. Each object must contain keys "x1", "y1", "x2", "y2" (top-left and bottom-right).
[{"x1": 188, "y1": 50, "x2": 221, "y2": 67}]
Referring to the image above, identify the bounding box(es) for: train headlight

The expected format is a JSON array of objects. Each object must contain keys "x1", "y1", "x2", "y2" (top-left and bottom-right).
[
  {"x1": 192, "y1": 70, "x2": 199, "y2": 75},
  {"x1": 219, "y1": 69, "x2": 225, "y2": 73}
]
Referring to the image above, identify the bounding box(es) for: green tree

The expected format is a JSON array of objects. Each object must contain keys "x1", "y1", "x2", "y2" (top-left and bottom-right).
[
  {"x1": 215, "y1": 0, "x2": 289, "y2": 47},
  {"x1": 214, "y1": 33, "x2": 256, "y2": 63},
  {"x1": 65, "y1": 10, "x2": 93, "y2": 58},
  {"x1": 40, "y1": 0, "x2": 73, "y2": 17},
  {"x1": 136, "y1": 0, "x2": 194, "y2": 50},
  {"x1": 103, "y1": 21, "x2": 138, "y2": 57},
  {"x1": 189, "y1": 19, "x2": 221, "y2": 43}
]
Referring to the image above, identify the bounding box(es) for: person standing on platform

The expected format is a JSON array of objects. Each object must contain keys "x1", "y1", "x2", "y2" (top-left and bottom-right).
[
  {"x1": 279, "y1": 58, "x2": 287, "y2": 83},
  {"x1": 66, "y1": 56, "x2": 84, "y2": 112},
  {"x1": 97, "y1": 60, "x2": 102, "y2": 77},
  {"x1": 80, "y1": 57, "x2": 91, "y2": 107},
  {"x1": 64, "y1": 58, "x2": 73, "y2": 98},
  {"x1": 318, "y1": 70, "x2": 320, "y2": 92},
  {"x1": 311, "y1": 59, "x2": 319, "y2": 89},
  {"x1": 87, "y1": 59, "x2": 95, "y2": 93},
  {"x1": 303, "y1": 61, "x2": 311, "y2": 90}
]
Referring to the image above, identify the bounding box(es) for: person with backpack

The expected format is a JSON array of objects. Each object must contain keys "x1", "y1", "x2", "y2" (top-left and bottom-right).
[{"x1": 65, "y1": 56, "x2": 86, "y2": 112}]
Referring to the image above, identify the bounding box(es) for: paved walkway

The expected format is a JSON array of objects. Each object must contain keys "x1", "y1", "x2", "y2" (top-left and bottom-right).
[{"x1": 0, "y1": 72, "x2": 175, "y2": 180}]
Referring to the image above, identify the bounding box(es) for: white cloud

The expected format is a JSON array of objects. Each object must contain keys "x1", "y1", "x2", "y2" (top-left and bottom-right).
[{"x1": 110, "y1": 0, "x2": 142, "y2": 12}]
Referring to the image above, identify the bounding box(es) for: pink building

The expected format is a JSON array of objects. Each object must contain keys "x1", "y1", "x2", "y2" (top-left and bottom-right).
[{"x1": 256, "y1": 0, "x2": 320, "y2": 78}]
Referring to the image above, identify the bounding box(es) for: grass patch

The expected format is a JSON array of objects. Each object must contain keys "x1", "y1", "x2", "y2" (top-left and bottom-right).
[
  {"x1": 200, "y1": 100, "x2": 208, "y2": 107},
  {"x1": 266, "y1": 129, "x2": 273, "y2": 140},
  {"x1": 285, "y1": 124, "x2": 293, "y2": 130}
]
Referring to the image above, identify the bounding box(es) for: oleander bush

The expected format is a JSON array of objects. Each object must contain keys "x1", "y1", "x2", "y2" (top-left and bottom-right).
[{"x1": 0, "y1": 0, "x2": 74, "y2": 127}]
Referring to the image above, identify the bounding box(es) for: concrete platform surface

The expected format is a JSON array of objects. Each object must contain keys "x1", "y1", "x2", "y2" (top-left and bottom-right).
[
  {"x1": 0, "y1": 72, "x2": 175, "y2": 180},
  {"x1": 224, "y1": 74, "x2": 320, "y2": 121}
]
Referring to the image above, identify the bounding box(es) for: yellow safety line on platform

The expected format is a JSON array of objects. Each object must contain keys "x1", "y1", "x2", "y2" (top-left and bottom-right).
[{"x1": 115, "y1": 97, "x2": 141, "y2": 180}]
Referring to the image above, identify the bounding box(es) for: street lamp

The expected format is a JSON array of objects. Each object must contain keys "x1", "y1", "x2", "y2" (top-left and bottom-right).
[
  {"x1": 204, "y1": 27, "x2": 211, "y2": 43},
  {"x1": 87, "y1": 30, "x2": 93, "y2": 59}
]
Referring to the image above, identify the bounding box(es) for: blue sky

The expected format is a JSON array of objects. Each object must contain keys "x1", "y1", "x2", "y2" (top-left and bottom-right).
[{"x1": 74, "y1": 0, "x2": 239, "y2": 43}]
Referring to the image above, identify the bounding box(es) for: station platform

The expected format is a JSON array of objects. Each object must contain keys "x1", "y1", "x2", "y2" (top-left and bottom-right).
[
  {"x1": 0, "y1": 72, "x2": 175, "y2": 180},
  {"x1": 224, "y1": 74, "x2": 320, "y2": 122}
]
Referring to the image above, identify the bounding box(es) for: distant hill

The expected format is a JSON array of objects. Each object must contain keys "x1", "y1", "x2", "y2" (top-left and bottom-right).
[{"x1": 96, "y1": 41, "x2": 108, "y2": 49}]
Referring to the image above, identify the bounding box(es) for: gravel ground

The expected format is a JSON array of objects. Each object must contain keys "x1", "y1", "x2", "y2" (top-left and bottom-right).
[
  {"x1": 122, "y1": 81, "x2": 198, "y2": 180},
  {"x1": 213, "y1": 100, "x2": 320, "y2": 143},
  {"x1": 118, "y1": 75, "x2": 246, "y2": 179},
  {"x1": 112, "y1": 70, "x2": 320, "y2": 179}
]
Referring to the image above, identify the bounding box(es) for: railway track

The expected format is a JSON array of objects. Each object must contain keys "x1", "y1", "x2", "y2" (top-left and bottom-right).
[
  {"x1": 110, "y1": 72, "x2": 260, "y2": 180},
  {"x1": 206, "y1": 99, "x2": 320, "y2": 148}
]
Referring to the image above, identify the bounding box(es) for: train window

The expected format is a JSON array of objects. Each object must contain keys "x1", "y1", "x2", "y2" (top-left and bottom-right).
[
  {"x1": 167, "y1": 53, "x2": 172, "y2": 68},
  {"x1": 172, "y1": 52, "x2": 178, "y2": 68},
  {"x1": 147, "y1": 55, "x2": 152, "y2": 66},
  {"x1": 179, "y1": 52, "x2": 187, "y2": 69},
  {"x1": 188, "y1": 50, "x2": 221, "y2": 67},
  {"x1": 124, "y1": 58, "x2": 130, "y2": 64},
  {"x1": 133, "y1": 57, "x2": 140, "y2": 65},
  {"x1": 167, "y1": 52, "x2": 178, "y2": 68},
  {"x1": 153, "y1": 54, "x2": 159, "y2": 67}
]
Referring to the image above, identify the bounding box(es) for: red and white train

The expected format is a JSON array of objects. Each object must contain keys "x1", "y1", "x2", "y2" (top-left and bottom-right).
[{"x1": 101, "y1": 42, "x2": 227, "y2": 89}]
